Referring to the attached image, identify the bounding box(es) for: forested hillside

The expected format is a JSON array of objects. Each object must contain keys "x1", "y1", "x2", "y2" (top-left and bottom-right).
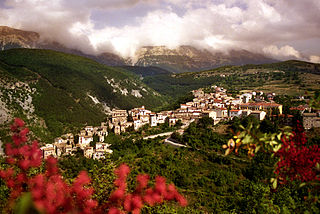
[{"x1": 0, "y1": 49, "x2": 167, "y2": 142}]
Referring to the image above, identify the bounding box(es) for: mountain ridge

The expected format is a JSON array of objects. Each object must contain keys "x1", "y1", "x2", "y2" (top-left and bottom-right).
[
  {"x1": 130, "y1": 45, "x2": 277, "y2": 72},
  {"x1": 0, "y1": 26, "x2": 277, "y2": 73}
]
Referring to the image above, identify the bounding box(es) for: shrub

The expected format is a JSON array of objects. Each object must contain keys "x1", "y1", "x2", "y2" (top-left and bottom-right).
[{"x1": 0, "y1": 118, "x2": 187, "y2": 213}]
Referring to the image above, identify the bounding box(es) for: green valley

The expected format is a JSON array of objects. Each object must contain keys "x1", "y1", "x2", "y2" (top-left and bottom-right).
[{"x1": 0, "y1": 49, "x2": 167, "y2": 142}]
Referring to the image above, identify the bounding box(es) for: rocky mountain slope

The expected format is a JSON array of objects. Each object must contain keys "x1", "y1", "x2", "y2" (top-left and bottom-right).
[
  {"x1": 129, "y1": 46, "x2": 276, "y2": 73},
  {"x1": 0, "y1": 26, "x2": 126, "y2": 66},
  {"x1": 0, "y1": 26, "x2": 277, "y2": 73},
  {"x1": 0, "y1": 49, "x2": 166, "y2": 142},
  {"x1": 0, "y1": 26, "x2": 39, "y2": 50}
]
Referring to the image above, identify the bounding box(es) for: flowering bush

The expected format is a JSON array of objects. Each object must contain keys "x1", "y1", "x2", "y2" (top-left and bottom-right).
[
  {"x1": 103, "y1": 164, "x2": 187, "y2": 214},
  {"x1": 223, "y1": 121, "x2": 320, "y2": 188},
  {"x1": 274, "y1": 123, "x2": 320, "y2": 184},
  {"x1": 0, "y1": 118, "x2": 187, "y2": 213}
]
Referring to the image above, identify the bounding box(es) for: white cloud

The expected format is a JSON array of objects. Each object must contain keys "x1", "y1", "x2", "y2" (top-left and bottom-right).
[
  {"x1": 263, "y1": 45, "x2": 301, "y2": 59},
  {"x1": 0, "y1": 0, "x2": 319, "y2": 61},
  {"x1": 309, "y1": 55, "x2": 320, "y2": 64}
]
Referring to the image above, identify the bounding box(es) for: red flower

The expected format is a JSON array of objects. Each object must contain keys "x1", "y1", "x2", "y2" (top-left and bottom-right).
[
  {"x1": 0, "y1": 119, "x2": 187, "y2": 213},
  {"x1": 14, "y1": 118, "x2": 25, "y2": 127},
  {"x1": 274, "y1": 122, "x2": 320, "y2": 183}
]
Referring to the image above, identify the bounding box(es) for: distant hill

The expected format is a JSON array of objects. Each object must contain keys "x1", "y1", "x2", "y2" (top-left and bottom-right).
[
  {"x1": 142, "y1": 60, "x2": 320, "y2": 98},
  {"x1": 0, "y1": 26, "x2": 278, "y2": 73},
  {"x1": 120, "y1": 66, "x2": 172, "y2": 77},
  {"x1": 0, "y1": 49, "x2": 167, "y2": 142}
]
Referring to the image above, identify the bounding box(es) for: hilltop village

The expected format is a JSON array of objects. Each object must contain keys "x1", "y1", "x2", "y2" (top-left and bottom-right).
[{"x1": 40, "y1": 86, "x2": 320, "y2": 159}]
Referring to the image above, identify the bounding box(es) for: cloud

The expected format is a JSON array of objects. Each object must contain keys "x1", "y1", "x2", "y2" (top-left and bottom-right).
[
  {"x1": 263, "y1": 45, "x2": 301, "y2": 60},
  {"x1": 309, "y1": 55, "x2": 320, "y2": 64},
  {"x1": 0, "y1": 0, "x2": 319, "y2": 61},
  {"x1": 0, "y1": 0, "x2": 96, "y2": 53}
]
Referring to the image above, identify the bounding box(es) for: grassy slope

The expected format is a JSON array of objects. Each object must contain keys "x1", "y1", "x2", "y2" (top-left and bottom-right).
[
  {"x1": 142, "y1": 60, "x2": 320, "y2": 98},
  {"x1": 119, "y1": 66, "x2": 172, "y2": 77},
  {"x1": 0, "y1": 49, "x2": 167, "y2": 141}
]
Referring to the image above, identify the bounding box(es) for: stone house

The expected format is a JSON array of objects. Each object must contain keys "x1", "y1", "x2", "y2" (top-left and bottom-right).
[
  {"x1": 93, "y1": 150, "x2": 106, "y2": 160},
  {"x1": 303, "y1": 113, "x2": 320, "y2": 129},
  {"x1": 240, "y1": 93, "x2": 252, "y2": 103},
  {"x1": 84, "y1": 147, "x2": 94, "y2": 158},
  {"x1": 65, "y1": 145, "x2": 72, "y2": 155},
  {"x1": 79, "y1": 134, "x2": 93, "y2": 149},
  {"x1": 169, "y1": 117, "x2": 178, "y2": 126},
  {"x1": 111, "y1": 109, "x2": 128, "y2": 125},
  {"x1": 85, "y1": 126, "x2": 94, "y2": 132},
  {"x1": 192, "y1": 89, "x2": 204, "y2": 98},
  {"x1": 239, "y1": 103, "x2": 283, "y2": 114},
  {"x1": 133, "y1": 119, "x2": 142, "y2": 130},
  {"x1": 213, "y1": 108, "x2": 228, "y2": 118},
  {"x1": 41, "y1": 144, "x2": 56, "y2": 159},
  {"x1": 202, "y1": 110, "x2": 217, "y2": 120},
  {"x1": 229, "y1": 109, "x2": 243, "y2": 118},
  {"x1": 156, "y1": 113, "x2": 167, "y2": 124},
  {"x1": 150, "y1": 114, "x2": 158, "y2": 127},
  {"x1": 241, "y1": 110, "x2": 252, "y2": 117},
  {"x1": 114, "y1": 125, "x2": 121, "y2": 135},
  {"x1": 250, "y1": 111, "x2": 267, "y2": 121}
]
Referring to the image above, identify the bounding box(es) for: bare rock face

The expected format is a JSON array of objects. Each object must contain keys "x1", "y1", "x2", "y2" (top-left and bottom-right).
[
  {"x1": 0, "y1": 96, "x2": 12, "y2": 124},
  {"x1": 0, "y1": 139, "x2": 3, "y2": 156},
  {"x1": 130, "y1": 45, "x2": 277, "y2": 73},
  {"x1": 0, "y1": 26, "x2": 39, "y2": 50}
]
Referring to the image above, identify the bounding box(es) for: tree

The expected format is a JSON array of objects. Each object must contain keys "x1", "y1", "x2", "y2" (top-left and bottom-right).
[
  {"x1": 171, "y1": 131, "x2": 182, "y2": 142},
  {"x1": 0, "y1": 118, "x2": 187, "y2": 213},
  {"x1": 74, "y1": 135, "x2": 79, "y2": 144},
  {"x1": 163, "y1": 117, "x2": 169, "y2": 128},
  {"x1": 90, "y1": 134, "x2": 99, "y2": 148},
  {"x1": 175, "y1": 119, "x2": 183, "y2": 128}
]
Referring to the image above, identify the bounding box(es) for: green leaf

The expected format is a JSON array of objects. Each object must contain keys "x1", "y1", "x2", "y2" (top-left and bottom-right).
[
  {"x1": 242, "y1": 135, "x2": 252, "y2": 144},
  {"x1": 238, "y1": 131, "x2": 246, "y2": 138},
  {"x1": 14, "y1": 192, "x2": 39, "y2": 214},
  {"x1": 225, "y1": 148, "x2": 230, "y2": 156},
  {"x1": 273, "y1": 144, "x2": 282, "y2": 152},
  {"x1": 255, "y1": 145, "x2": 261, "y2": 153},
  {"x1": 270, "y1": 140, "x2": 278, "y2": 145},
  {"x1": 272, "y1": 179, "x2": 277, "y2": 189},
  {"x1": 299, "y1": 183, "x2": 306, "y2": 188},
  {"x1": 277, "y1": 133, "x2": 282, "y2": 140},
  {"x1": 316, "y1": 163, "x2": 320, "y2": 171}
]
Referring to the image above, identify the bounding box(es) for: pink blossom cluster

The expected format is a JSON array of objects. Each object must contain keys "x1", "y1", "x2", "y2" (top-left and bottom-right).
[
  {"x1": 0, "y1": 118, "x2": 98, "y2": 213},
  {"x1": 106, "y1": 163, "x2": 187, "y2": 214},
  {"x1": 29, "y1": 157, "x2": 97, "y2": 213},
  {"x1": 0, "y1": 118, "x2": 187, "y2": 213},
  {"x1": 275, "y1": 122, "x2": 320, "y2": 183},
  {"x1": 0, "y1": 118, "x2": 42, "y2": 201}
]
